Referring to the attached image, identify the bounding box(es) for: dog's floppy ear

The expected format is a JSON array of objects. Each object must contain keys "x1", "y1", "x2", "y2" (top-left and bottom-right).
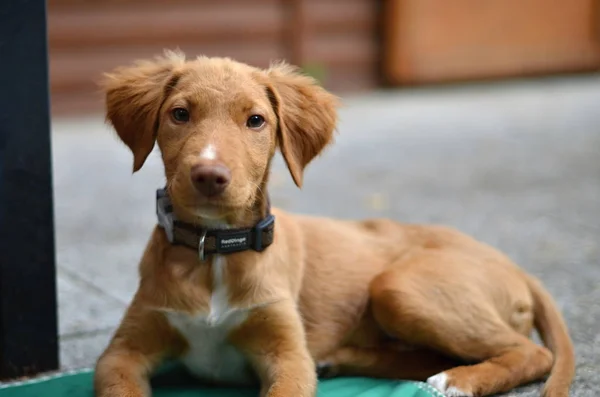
[
  {"x1": 101, "y1": 51, "x2": 185, "y2": 172},
  {"x1": 265, "y1": 62, "x2": 339, "y2": 187}
]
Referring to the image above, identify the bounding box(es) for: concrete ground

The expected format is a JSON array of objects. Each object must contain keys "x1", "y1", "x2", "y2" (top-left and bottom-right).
[{"x1": 51, "y1": 75, "x2": 599, "y2": 396}]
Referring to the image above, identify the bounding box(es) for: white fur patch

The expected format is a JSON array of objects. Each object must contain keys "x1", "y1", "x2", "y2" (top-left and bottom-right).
[
  {"x1": 164, "y1": 255, "x2": 254, "y2": 384},
  {"x1": 445, "y1": 387, "x2": 473, "y2": 397},
  {"x1": 208, "y1": 255, "x2": 233, "y2": 325},
  {"x1": 427, "y1": 372, "x2": 448, "y2": 392},
  {"x1": 427, "y1": 372, "x2": 473, "y2": 397},
  {"x1": 200, "y1": 144, "x2": 217, "y2": 160}
]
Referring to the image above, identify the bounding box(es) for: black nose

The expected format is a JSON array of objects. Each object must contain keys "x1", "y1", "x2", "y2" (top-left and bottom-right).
[{"x1": 190, "y1": 163, "x2": 231, "y2": 197}]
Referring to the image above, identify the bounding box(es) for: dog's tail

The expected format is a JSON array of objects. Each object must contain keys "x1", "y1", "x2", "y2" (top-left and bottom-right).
[{"x1": 526, "y1": 274, "x2": 575, "y2": 396}]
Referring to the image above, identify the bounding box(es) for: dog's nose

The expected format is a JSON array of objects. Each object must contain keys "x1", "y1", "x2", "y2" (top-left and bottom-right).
[{"x1": 190, "y1": 163, "x2": 231, "y2": 197}]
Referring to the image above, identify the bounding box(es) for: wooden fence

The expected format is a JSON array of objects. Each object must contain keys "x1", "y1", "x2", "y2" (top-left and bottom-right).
[{"x1": 48, "y1": 0, "x2": 380, "y2": 116}]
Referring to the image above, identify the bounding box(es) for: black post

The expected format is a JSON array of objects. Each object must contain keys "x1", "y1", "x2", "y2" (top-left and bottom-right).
[{"x1": 0, "y1": 0, "x2": 59, "y2": 379}]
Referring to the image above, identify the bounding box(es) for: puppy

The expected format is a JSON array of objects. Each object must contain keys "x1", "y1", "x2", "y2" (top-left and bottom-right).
[{"x1": 94, "y1": 51, "x2": 575, "y2": 397}]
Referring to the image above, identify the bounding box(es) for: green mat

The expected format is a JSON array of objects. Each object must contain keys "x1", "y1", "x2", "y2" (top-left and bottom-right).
[{"x1": 0, "y1": 365, "x2": 443, "y2": 397}]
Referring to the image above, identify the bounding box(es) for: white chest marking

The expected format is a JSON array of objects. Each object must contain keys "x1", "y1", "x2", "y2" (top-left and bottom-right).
[
  {"x1": 165, "y1": 255, "x2": 255, "y2": 384},
  {"x1": 200, "y1": 144, "x2": 217, "y2": 160},
  {"x1": 208, "y1": 255, "x2": 232, "y2": 325}
]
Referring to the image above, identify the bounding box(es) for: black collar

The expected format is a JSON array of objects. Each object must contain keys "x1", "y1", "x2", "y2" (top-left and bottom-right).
[{"x1": 156, "y1": 188, "x2": 275, "y2": 260}]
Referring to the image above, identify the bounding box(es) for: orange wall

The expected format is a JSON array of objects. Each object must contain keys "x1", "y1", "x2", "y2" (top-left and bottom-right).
[{"x1": 383, "y1": 0, "x2": 600, "y2": 84}]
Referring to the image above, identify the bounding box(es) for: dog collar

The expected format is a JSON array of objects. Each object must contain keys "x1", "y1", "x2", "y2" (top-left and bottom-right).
[{"x1": 156, "y1": 188, "x2": 275, "y2": 260}]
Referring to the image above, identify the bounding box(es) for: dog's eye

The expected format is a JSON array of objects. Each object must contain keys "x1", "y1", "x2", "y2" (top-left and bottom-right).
[
  {"x1": 171, "y1": 108, "x2": 190, "y2": 123},
  {"x1": 246, "y1": 115, "x2": 265, "y2": 129}
]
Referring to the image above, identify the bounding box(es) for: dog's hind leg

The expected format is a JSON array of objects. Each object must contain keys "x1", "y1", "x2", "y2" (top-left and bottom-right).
[
  {"x1": 368, "y1": 260, "x2": 554, "y2": 396},
  {"x1": 316, "y1": 345, "x2": 458, "y2": 381}
]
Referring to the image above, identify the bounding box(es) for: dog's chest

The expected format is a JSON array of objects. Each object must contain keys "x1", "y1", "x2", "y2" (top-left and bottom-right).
[{"x1": 165, "y1": 256, "x2": 256, "y2": 385}]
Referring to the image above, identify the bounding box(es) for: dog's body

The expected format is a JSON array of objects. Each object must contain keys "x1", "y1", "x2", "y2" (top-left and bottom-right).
[{"x1": 94, "y1": 52, "x2": 575, "y2": 397}]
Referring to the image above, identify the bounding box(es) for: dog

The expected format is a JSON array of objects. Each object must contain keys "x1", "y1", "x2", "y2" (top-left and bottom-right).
[{"x1": 94, "y1": 51, "x2": 575, "y2": 397}]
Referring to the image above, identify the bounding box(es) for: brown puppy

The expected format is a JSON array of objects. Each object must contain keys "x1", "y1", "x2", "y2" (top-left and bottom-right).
[{"x1": 94, "y1": 51, "x2": 575, "y2": 397}]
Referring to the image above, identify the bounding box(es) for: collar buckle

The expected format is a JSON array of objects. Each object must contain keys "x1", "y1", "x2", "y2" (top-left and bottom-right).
[
  {"x1": 156, "y1": 189, "x2": 174, "y2": 243},
  {"x1": 253, "y1": 214, "x2": 275, "y2": 252}
]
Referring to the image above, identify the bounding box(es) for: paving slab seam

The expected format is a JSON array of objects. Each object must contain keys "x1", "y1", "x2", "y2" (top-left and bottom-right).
[
  {"x1": 60, "y1": 326, "x2": 116, "y2": 341},
  {"x1": 58, "y1": 265, "x2": 129, "y2": 306}
]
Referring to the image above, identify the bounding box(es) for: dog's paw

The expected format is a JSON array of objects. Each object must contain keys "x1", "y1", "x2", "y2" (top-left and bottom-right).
[{"x1": 427, "y1": 372, "x2": 473, "y2": 397}]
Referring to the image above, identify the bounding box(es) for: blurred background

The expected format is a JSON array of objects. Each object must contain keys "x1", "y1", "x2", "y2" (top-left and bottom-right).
[
  {"x1": 48, "y1": 0, "x2": 600, "y2": 114},
  {"x1": 48, "y1": 1, "x2": 600, "y2": 396}
]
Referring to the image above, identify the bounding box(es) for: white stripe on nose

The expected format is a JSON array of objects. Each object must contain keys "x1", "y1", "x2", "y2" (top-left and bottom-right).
[{"x1": 200, "y1": 144, "x2": 217, "y2": 160}]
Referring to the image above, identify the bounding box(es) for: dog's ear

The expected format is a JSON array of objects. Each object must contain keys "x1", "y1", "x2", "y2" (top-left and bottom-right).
[
  {"x1": 101, "y1": 51, "x2": 185, "y2": 172},
  {"x1": 265, "y1": 62, "x2": 339, "y2": 188}
]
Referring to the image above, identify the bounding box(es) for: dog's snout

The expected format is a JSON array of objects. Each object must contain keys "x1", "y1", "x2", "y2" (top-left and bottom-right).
[{"x1": 190, "y1": 163, "x2": 231, "y2": 197}]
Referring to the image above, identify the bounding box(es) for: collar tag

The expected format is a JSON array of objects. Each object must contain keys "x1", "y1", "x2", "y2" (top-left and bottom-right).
[
  {"x1": 216, "y1": 231, "x2": 251, "y2": 253},
  {"x1": 198, "y1": 229, "x2": 207, "y2": 261}
]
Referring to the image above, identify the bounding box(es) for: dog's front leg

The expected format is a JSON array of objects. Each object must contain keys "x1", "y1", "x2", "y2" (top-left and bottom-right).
[
  {"x1": 95, "y1": 349, "x2": 152, "y2": 397},
  {"x1": 94, "y1": 302, "x2": 182, "y2": 397},
  {"x1": 231, "y1": 300, "x2": 317, "y2": 397}
]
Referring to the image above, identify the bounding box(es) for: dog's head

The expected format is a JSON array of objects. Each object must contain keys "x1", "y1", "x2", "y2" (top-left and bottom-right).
[{"x1": 102, "y1": 51, "x2": 338, "y2": 224}]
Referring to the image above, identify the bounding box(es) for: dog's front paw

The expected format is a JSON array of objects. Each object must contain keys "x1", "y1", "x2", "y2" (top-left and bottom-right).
[
  {"x1": 96, "y1": 386, "x2": 147, "y2": 397},
  {"x1": 427, "y1": 372, "x2": 474, "y2": 397}
]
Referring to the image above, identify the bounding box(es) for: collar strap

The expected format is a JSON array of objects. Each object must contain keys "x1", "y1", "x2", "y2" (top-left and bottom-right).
[{"x1": 156, "y1": 188, "x2": 275, "y2": 260}]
